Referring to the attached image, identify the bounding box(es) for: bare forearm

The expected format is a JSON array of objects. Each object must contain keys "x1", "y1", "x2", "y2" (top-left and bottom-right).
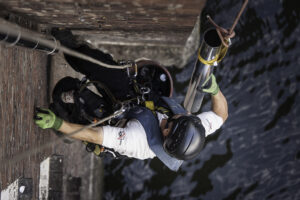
[
  {"x1": 212, "y1": 90, "x2": 228, "y2": 122},
  {"x1": 58, "y1": 120, "x2": 103, "y2": 145}
]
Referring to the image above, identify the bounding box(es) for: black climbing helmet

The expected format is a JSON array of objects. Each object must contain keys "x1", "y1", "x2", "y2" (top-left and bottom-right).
[
  {"x1": 163, "y1": 115, "x2": 206, "y2": 160},
  {"x1": 52, "y1": 76, "x2": 81, "y2": 106}
]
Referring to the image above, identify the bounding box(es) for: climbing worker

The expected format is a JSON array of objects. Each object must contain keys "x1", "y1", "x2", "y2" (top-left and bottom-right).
[
  {"x1": 34, "y1": 75, "x2": 227, "y2": 171},
  {"x1": 34, "y1": 32, "x2": 228, "y2": 171}
]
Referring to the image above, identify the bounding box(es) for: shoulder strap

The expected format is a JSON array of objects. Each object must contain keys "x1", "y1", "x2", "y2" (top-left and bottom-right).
[
  {"x1": 160, "y1": 96, "x2": 187, "y2": 115},
  {"x1": 127, "y1": 107, "x2": 183, "y2": 171}
]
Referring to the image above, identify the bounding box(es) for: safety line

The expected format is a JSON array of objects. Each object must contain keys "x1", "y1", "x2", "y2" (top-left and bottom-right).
[{"x1": 0, "y1": 108, "x2": 124, "y2": 169}]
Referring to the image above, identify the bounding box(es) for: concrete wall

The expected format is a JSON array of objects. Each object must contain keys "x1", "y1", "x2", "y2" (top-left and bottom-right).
[
  {"x1": 0, "y1": 37, "x2": 52, "y2": 199},
  {"x1": 0, "y1": 42, "x2": 103, "y2": 200},
  {"x1": 0, "y1": 0, "x2": 206, "y2": 67},
  {"x1": 0, "y1": 0, "x2": 203, "y2": 32}
]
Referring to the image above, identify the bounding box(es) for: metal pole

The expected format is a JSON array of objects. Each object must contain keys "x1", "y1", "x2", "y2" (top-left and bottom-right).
[
  {"x1": 183, "y1": 29, "x2": 222, "y2": 113},
  {"x1": 0, "y1": 19, "x2": 132, "y2": 69},
  {"x1": 0, "y1": 32, "x2": 58, "y2": 54}
]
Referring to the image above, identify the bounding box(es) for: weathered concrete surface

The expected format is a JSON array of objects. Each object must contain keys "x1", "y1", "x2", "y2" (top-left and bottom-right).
[
  {"x1": 0, "y1": 39, "x2": 102, "y2": 200},
  {"x1": 0, "y1": 0, "x2": 203, "y2": 32},
  {"x1": 50, "y1": 52, "x2": 103, "y2": 200},
  {"x1": 78, "y1": 14, "x2": 202, "y2": 67},
  {"x1": 0, "y1": 42, "x2": 53, "y2": 199},
  {"x1": 0, "y1": 0, "x2": 206, "y2": 68}
]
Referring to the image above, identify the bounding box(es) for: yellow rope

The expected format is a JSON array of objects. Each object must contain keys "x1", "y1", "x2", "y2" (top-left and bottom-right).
[
  {"x1": 198, "y1": 42, "x2": 229, "y2": 65},
  {"x1": 218, "y1": 43, "x2": 229, "y2": 62},
  {"x1": 198, "y1": 51, "x2": 219, "y2": 65}
]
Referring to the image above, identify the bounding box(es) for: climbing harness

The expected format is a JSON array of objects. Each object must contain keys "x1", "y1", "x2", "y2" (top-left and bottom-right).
[
  {"x1": 49, "y1": 60, "x2": 174, "y2": 158},
  {"x1": 61, "y1": 60, "x2": 173, "y2": 158}
]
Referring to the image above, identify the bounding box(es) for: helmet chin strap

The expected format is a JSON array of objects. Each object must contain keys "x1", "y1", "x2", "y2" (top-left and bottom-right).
[{"x1": 160, "y1": 119, "x2": 169, "y2": 136}]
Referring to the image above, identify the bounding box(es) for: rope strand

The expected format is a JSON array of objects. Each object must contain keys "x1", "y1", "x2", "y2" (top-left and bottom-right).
[
  {"x1": 0, "y1": 108, "x2": 125, "y2": 169},
  {"x1": 207, "y1": 0, "x2": 248, "y2": 47}
]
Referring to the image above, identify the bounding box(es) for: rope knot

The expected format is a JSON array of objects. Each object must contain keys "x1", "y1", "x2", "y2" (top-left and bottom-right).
[{"x1": 206, "y1": 0, "x2": 248, "y2": 48}]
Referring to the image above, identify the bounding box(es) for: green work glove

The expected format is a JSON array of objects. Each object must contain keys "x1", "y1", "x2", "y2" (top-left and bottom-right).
[
  {"x1": 34, "y1": 108, "x2": 63, "y2": 130},
  {"x1": 201, "y1": 74, "x2": 219, "y2": 96}
]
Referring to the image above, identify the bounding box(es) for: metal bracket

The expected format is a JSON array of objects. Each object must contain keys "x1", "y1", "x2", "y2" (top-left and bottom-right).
[
  {"x1": 46, "y1": 36, "x2": 58, "y2": 55},
  {"x1": 31, "y1": 40, "x2": 39, "y2": 50},
  {"x1": 126, "y1": 61, "x2": 138, "y2": 78},
  {"x1": 7, "y1": 30, "x2": 21, "y2": 47},
  {"x1": 0, "y1": 31, "x2": 9, "y2": 43}
]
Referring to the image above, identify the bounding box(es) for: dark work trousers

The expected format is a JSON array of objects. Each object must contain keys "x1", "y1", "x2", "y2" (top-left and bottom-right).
[{"x1": 64, "y1": 45, "x2": 131, "y2": 100}]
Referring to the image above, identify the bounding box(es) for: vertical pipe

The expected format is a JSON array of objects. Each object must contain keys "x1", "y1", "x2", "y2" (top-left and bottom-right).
[{"x1": 184, "y1": 29, "x2": 221, "y2": 113}]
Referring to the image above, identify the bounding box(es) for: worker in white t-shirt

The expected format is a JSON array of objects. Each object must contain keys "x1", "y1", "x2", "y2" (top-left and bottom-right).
[{"x1": 34, "y1": 74, "x2": 228, "y2": 171}]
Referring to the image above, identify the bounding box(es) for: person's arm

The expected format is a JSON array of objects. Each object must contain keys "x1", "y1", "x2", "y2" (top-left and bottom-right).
[
  {"x1": 202, "y1": 74, "x2": 228, "y2": 122},
  {"x1": 58, "y1": 120, "x2": 103, "y2": 145},
  {"x1": 34, "y1": 108, "x2": 103, "y2": 145},
  {"x1": 211, "y1": 90, "x2": 228, "y2": 122}
]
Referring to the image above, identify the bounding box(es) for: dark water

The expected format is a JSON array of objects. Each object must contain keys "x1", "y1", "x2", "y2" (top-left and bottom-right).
[{"x1": 103, "y1": 0, "x2": 300, "y2": 199}]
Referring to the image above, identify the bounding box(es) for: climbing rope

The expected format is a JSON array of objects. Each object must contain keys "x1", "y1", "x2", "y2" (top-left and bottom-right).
[
  {"x1": 0, "y1": 106, "x2": 126, "y2": 168},
  {"x1": 207, "y1": 0, "x2": 248, "y2": 48},
  {"x1": 198, "y1": 0, "x2": 248, "y2": 66}
]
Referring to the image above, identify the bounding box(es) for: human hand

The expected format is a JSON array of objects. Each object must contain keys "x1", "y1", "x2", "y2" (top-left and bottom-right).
[
  {"x1": 201, "y1": 74, "x2": 219, "y2": 95},
  {"x1": 34, "y1": 108, "x2": 63, "y2": 130}
]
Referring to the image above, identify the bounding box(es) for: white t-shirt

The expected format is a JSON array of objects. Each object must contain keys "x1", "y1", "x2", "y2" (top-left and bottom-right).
[{"x1": 102, "y1": 111, "x2": 223, "y2": 159}]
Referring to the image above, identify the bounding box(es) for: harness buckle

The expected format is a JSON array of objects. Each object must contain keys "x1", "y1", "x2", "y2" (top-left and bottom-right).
[
  {"x1": 126, "y1": 61, "x2": 138, "y2": 78},
  {"x1": 140, "y1": 87, "x2": 150, "y2": 94},
  {"x1": 118, "y1": 60, "x2": 138, "y2": 78}
]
